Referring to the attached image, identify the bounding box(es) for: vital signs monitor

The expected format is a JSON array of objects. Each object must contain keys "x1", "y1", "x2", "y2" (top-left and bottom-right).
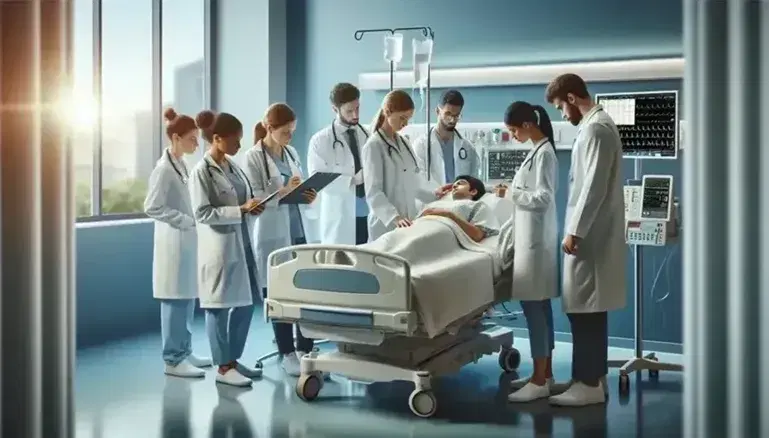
[{"x1": 484, "y1": 148, "x2": 528, "y2": 184}]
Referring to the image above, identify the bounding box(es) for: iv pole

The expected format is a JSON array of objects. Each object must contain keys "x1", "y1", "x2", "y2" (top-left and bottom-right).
[
  {"x1": 254, "y1": 26, "x2": 436, "y2": 371},
  {"x1": 354, "y1": 26, "x2": 435, "y2": 145}
]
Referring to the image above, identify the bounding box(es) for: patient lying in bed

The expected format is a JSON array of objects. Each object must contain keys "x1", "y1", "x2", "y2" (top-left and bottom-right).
[{"x1": 413, "y1": 175, "x2": 500, "y2": 242}]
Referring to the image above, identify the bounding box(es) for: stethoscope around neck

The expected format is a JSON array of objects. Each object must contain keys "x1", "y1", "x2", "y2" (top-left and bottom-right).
[
  {"x1": 426, "y1": 126, "x2": 465, "y2": 181},
  {"x1": 376, "y1": 129, "x2": 418, "y2": 169},
  {"x1": 166, "y1": 149, "x2": 188, "y2": 184},
  {"x1": 260, "y1": 143, "x2": 298, "y2": 181},
  {"x1": 331, "y1": 121, "x2": 369, "y2": 150},
  {"x1": 520, "y1": 139, "x2": 554, "y2": 172},
  {"x1": 204, "y1": 156, "x2": 255, "y2": 199}
]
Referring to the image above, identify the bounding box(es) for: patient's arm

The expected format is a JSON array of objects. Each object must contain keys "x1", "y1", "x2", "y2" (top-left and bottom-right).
[{"x1": 420, "y1": 208, "x2": 487, "y2": 243}]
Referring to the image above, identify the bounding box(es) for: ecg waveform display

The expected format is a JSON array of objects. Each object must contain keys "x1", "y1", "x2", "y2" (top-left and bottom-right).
[
  {"x1": 597, "y1": 92, "x2": 678, "y2": 159},
  {"x1": 641, "y1": 177, "x2": 672, "y2": 220}
]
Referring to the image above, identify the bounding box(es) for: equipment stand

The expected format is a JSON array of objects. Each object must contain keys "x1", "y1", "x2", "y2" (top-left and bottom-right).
[{"x1": 609, "y1": 159, "x2": 683, "y2": 395}]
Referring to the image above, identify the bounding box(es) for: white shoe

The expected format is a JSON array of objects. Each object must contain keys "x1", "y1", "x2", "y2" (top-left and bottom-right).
[
  {"x1": 553, "y1": 376, "x2": 609, "y2": 395},
  {"x1": 510, "y1": 376, "x2": 554, "y2": 391},
  {"x1": 549, "y1": 381, "x2": 605, "y2": 407},
  {"x1": 165, "y1": 360, "x2": 205, "y2": 378},
  {"x1": 235, "y1": 362, "x2": 263, "y2": 379},
  {"x1": 508, "y1": 381, "x2": 551, "y2": 403},
  {"x1": 215, "y1": 368, "x2": 252, "y2": 387},
  {"x1": 281, "y1": 353, "x2": 301, "y2": 377},
  {"x1": 296, "y1": 351, "x2": 330, "y2": 380},
  {"x1": 187, "y1": 354, "x2": 212, "y2": 368}
]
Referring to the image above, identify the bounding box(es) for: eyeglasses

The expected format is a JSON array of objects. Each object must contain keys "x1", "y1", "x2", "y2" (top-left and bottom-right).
[{"x1": 443, "y1": 113, "x2": 462, "y2": 122}]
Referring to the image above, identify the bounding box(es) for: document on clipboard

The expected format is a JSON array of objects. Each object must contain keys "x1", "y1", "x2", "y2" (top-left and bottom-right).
[
  {"x1": 279, "y1": 172, "x2": 341, "y2": 205},
  {"x1": 255, "y1": 190, "x2": 281, "y2": 209}
]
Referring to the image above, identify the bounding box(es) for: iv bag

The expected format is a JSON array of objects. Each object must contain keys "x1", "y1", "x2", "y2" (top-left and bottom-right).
[
  {"x1": 384, "y1": 33, "x2": 404, "y2": 63},
  {"x1": 412, "y1": 38, "x2": 434, "y2": 88}
]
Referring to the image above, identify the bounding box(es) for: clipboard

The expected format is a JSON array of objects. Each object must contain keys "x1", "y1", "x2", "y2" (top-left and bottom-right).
[
  {"x1": 255, "y1": 190, "x2": 280, "y2": 209},
  {"x1": 279, "y1": 172, "x2": 341, "y2": 205}
]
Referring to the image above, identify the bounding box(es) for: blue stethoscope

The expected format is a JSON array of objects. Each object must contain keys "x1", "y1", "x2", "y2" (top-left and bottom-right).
[
  {"x1": 205, "y1": 157, "x2": 255, "y2": 199},
  {"x1": 331, "y1": 121, "x2": 370, "y2": 150},
  {"x1": 426, "y1": 127, "x2": 465, "y2": 181},
  {"x1": 377, "y1": 129, "x2": 418, "y2": 168},
  {"x1": 166, "y1": 149, "x2": 188, "y2": 184}
]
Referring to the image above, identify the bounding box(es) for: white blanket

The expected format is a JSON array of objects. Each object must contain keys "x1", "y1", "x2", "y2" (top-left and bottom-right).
[{"x1": 357, "y1": 216, "x2": 500, "y2": 337}]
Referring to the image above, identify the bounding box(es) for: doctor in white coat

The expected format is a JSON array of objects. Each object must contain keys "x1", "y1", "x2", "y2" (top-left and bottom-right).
[
  {"x1": 412, "y1": 89, "x2": 480, "y2": 190},
  {"x1": 545, "y1": 73, "x2": 626, "y2": 407},
  {"x1": 497, "y1": 102, "x2": 560, "y2": 403},
  {"x1": 362, "y1": 90, "x2": 450, "y2": 241},
  {"x1": 189, "y1": 110, "x2": 265, "y2": 388},
  {"x1": 243, "y1": 103, "x2": 318, "y2": 378},
  {"x1": 306, "y1": 83, "x2": 370, "y2": 245},
  {"x1": 144, "y1": 108, "x2": 212, "y2": 378}
]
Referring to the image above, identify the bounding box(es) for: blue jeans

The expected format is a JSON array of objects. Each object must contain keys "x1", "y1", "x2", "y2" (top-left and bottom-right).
[
  {"x1": 205, "y1": 305, "x2": 254, "y2": 366},
  {"x1": 160, "y1": 299, "x2": 195, "y2": 366},
  {"x1": 520, "y1": 299, "x2": 555, "y2": 359}
]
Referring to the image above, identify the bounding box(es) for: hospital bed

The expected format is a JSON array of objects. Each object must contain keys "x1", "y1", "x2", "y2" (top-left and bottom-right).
[{"x1": 264, "y1": 194, "x2": 518, "y2": 418}]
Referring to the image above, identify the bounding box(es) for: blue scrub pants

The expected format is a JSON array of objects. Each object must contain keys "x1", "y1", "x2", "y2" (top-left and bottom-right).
[
  {"x1": 161, "y1": 299, "x2": 196, "y2": 366},
  {"x1": 520, "y1": 299, "x2": 555, "y2": 359},
  {"x1": 205, "y1": 305, "x2": 254, "y2": 366}
]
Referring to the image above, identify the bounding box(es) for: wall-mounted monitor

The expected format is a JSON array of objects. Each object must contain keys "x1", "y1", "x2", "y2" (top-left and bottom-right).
[{"x1": 595, "y1": 91, "x2": 679, "y2": 160}]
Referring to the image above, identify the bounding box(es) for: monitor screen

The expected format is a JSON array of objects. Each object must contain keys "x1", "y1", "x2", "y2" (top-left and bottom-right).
[
  {"x1": 596, "y1": 91, "x2": 679, "y2": 159},
  {"x1": 485, "y1": 149, "x2": 528, "y2": 182},
  {"x1": 641, "y1": 176, "x2": 672, "y2": 220}
]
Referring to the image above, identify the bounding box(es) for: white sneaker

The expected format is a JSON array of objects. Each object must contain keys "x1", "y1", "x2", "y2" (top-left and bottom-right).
[
  {"x1": 215, "y1": 368, "x2": 252, "y2": 387},
  {"x1": 165, "y1": 360, "x2": 205, "y2": 378},
  {"x1": 281, "y1": 354, "x2": 301, "y2": 377},
  {"x1": 235, "y1": 362, "x2": 263, "y2": 379},
  {"x1": 508, "y1": 381, "x2": 551, "y2": 402},
  {"x1": 555, "y1": 376, "x2": 609, "y2": 395},
  {"x1": 296, "y1": 351, "x2": 330, "y2": 380},
  {"x1": 510, "y1": 376, "x2": 554, "y2": 391},
  {"x1": 549, "y1": 381, "x2": 605, "y2": 407},
  {"x1": 187, "y1": 354, "x2": 212, "y2": 368}
]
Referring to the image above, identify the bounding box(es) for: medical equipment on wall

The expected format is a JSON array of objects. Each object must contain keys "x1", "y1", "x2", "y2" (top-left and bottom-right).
[
  {"x1": 354, "y1": 26, "x2": 435, "y2": 159},
  {"x1": 596, "y1": 91, "x2": 680, "y2": 160},
  {"x1": 484, "y1": 148, "x2": 528, "y2": 185},
  {"x1": 609, "y1": 144, "x2": 684, "y2": 396}
]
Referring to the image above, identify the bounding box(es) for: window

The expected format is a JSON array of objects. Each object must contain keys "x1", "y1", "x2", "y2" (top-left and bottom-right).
[
  {"x1": 73, "y1": 0, "x2": 95, "y2": 217},
  {"x1": 161, "y1": 0, "x2": 206, "y2": 170},
  {"x1": 73, "y1": 0, "x2": 210, "y2": 220},
  {"x1": 99, "y1": 0, "x2": 154, "y2": 215}
]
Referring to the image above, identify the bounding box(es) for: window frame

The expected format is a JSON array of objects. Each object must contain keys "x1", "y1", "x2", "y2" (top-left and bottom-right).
[{"x1": 77, "y1": 0, "x2": 215, "y2": 223}]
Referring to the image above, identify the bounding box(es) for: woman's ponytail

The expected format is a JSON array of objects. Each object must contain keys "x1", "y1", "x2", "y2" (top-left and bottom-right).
[
  {"x1": 371, "y1": 108, "x2": 385, "y2": 132},
  {"x1": 533, "y1": 105, "x2": 556, "y2": 151},
  {"x1": 253, "y1": 121, "x2": 268, "y2": 144}
]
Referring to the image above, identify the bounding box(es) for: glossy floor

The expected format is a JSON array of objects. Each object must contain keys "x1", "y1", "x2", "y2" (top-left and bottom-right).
[{"x1": 75, "y1": 322, "x2": 683, "y2": 438}]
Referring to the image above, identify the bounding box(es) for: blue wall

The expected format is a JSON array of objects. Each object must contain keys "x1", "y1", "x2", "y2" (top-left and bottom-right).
[{"x1": 286, "y1": 0, "x2": 684, "y2": 349}]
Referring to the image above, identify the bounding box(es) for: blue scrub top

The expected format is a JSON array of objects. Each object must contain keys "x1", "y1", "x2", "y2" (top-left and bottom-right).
[
  {"x1": 440, "y1": 137, "x2": 455, "y2": 183},
  {"x1": 224, "y1": 163, "x2": 259, "y2": 294},
  {"x1": 271, "y1": 151, "x2": 305, "y2": 240}
]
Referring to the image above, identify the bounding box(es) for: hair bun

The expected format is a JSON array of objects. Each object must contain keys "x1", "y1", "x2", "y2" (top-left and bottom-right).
[
  {"x1": 163, "y1": 107, "x2": 178, "y2": 123},
  {"x1": 195, "y1": 110, "x2": 216, "y2": 129}
]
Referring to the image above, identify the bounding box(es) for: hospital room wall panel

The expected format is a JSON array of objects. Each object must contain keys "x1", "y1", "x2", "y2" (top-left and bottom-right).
[{"x1": 285, "y1": 0, "x2": 684, "y2": 351}]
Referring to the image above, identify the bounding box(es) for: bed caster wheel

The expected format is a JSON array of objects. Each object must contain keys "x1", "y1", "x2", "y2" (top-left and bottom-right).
[
  {"x1": 618, "y1": 374, "x2": 630, "y2": 395},
  {"x1": 498, "y1": 348, "x2": 521, "y2": 373},
  {"x1": 408, "y1": 390, "x2": 437, "y2": 418},
  {"x1": 296, "y1": 373, "x2": 323, "y2": 402}
]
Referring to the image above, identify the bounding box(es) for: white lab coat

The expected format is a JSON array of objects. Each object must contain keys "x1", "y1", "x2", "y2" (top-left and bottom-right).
[
  {"x1": 188, "y1": 153, "x2": 254, "y2": 309},
  {"x1": 562, "y1": 105, "x2": 627, "y2": 313},
  {"x1": 508, "y1": 139, "x2": 559, "y2": 302},
  {"x1": 144, "y1": 150, "x2": 198, "y2": 300},
  {"x1": 243, "y1": 142, "x2": 314, "y2": 289},
  {"x1": 412, "y1": 128, "x2": 480, "y2": 189},
  {"x1": 362, "y1": 130, "x2": 437, "y2": 241},
  {"x1": 306, "y1": 120, "x2": 369, "y2": 245}
]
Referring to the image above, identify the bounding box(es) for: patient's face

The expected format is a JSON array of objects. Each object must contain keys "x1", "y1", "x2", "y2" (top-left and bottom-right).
[{"x1": 451, "y1": 179, "x2": 475, "y2": 200}]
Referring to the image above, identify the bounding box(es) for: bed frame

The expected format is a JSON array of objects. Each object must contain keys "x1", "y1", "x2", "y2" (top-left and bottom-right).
[{"x1": 264, "y1": 244, "x2": 521, "y2": 418}]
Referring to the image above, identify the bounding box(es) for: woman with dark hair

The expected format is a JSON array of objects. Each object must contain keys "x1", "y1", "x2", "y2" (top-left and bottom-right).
[
  {"x1": 500, "y1": 101, "x2": 560, "y2": 403},
  {"x1": 189, "y1": 110, "x2": 265, "y2": 387},
  {"x1": 242, "y1": 102, "x2": 318, "y2": 377},
  {"x1": 361, "y1": 90, "x2": 450, "y2": 241},
  {"x1": 144, "y1": 108, "x2": 211, "y2": 378}
]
